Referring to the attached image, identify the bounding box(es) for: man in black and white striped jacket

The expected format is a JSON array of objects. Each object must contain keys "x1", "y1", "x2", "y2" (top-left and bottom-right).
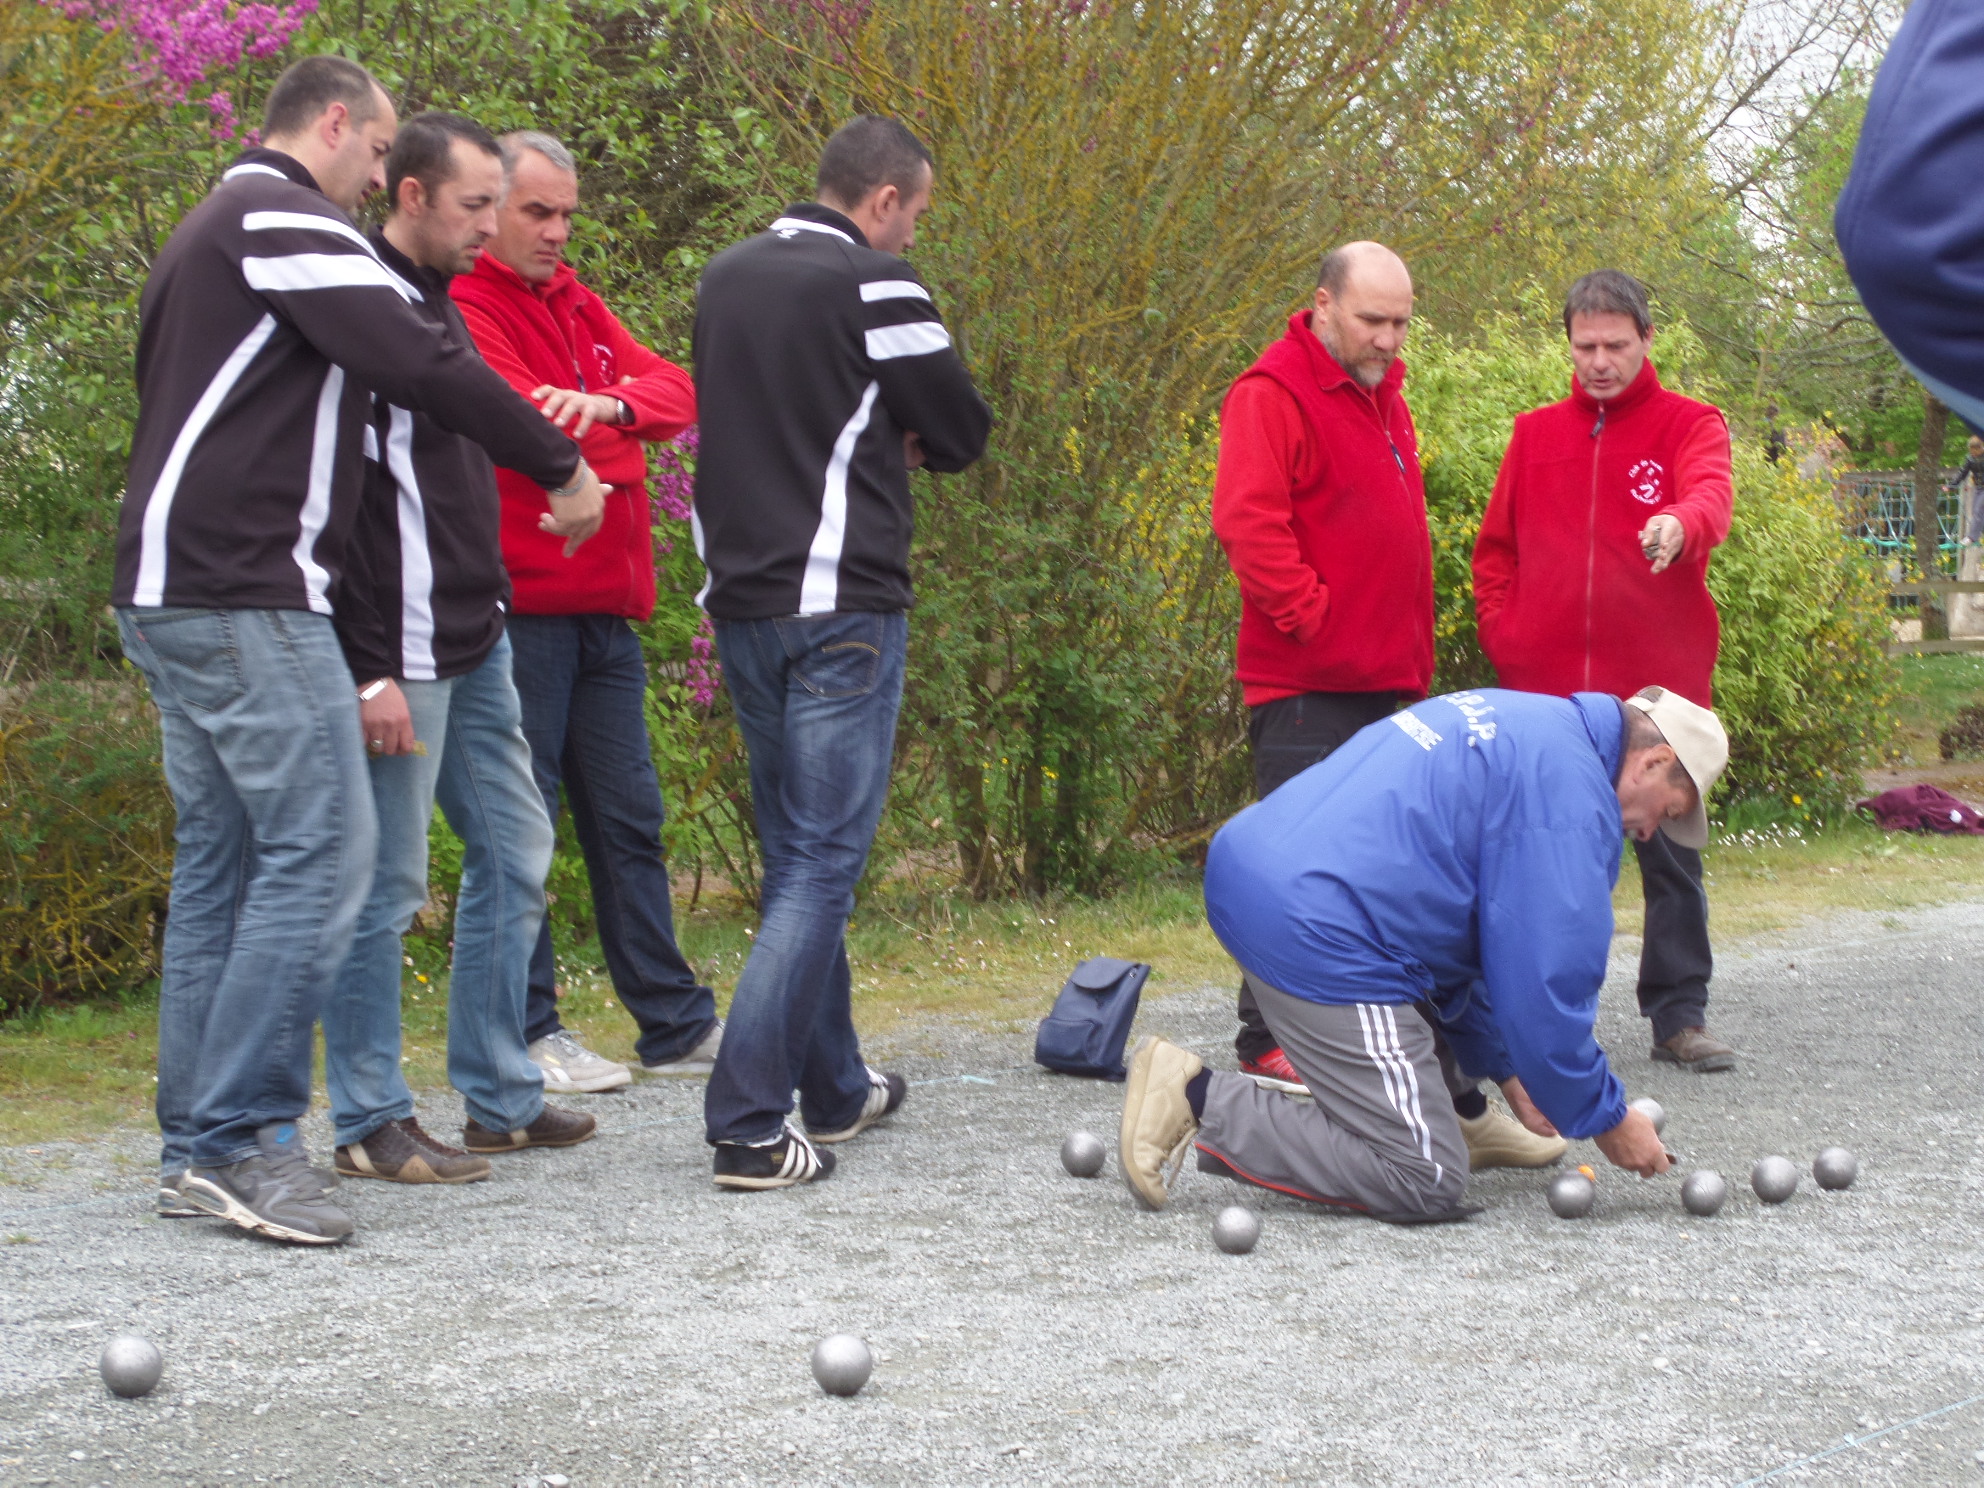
[
  {"x1": 692, "y1": 115, "x2": 992, "y2": 1189},
  {"x1": 112, "y1": 57, "x2": 600, "y2": 1247}
]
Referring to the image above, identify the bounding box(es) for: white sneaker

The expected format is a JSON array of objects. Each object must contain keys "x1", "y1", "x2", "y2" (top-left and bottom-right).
[
  {"x1": 641, "y1": 1019, "x2": 723, "y2": 1076},
  {"x1": 527, "y1": 1030, "x2": 632, "y2": 1093}
]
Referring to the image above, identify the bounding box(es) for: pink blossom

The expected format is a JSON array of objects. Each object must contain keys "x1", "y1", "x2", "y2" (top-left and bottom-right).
[
  {"x1": 648, "y1": 427, "x2": 722, "y2": 707},
  {"x1": 47, "y1": 0, "x2": 318, "y2": 138}
]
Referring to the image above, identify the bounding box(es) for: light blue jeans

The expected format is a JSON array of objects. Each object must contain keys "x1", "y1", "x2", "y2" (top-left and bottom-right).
[
  {"x1": 321, "y1": 635, "x2": 553, "y2": 1145},
  {"x1": 117, "y1": 607, "x2": 377, "y2": 1174}
]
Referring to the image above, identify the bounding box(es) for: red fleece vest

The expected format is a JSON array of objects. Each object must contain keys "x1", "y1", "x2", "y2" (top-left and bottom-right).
[
  {"x1": 1477, "y1": 363, "x2": 1723, "y2": 705},
  {"x1": 1226, "y1": 317, "x2": 1435, "y2": 699}
]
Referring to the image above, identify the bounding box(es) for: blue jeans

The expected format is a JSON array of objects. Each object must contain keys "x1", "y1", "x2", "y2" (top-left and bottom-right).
[
  {"x1": 321, "y1": 635, "x2": 553, "y2": 1145},
  {"x1": 117, "y1": 607, "x2": 377, "y2": 1173},
  {"x1": 506, "y1": 613, "x2": 716, "y2": 1066},
  {"x1": 703, "y1": 610, "x2": 907, "y2": 1145}
]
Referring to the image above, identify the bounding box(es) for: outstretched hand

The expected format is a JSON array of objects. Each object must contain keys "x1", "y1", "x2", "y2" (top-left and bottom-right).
[
  {"x1": 1498, "y1": 1077, "x2": 1559, "y2": 1138},
  {"x1": 1593, "y1": 1106, "x2": 1672, "y2": 1177}
]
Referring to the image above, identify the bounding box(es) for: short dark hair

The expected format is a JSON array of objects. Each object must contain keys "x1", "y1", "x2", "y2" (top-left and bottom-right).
[
  {"x1": 262, "y1": 56, "x2": 383, "y2": 140},
  {"x1": 387, "y1": 111, "x2": 501, "y2": 210},
  {"x1": 1563, "y1": 269, "x2": 1652, "y2": 338},
  {"x1": 816, "y1": 116, "x2": 933, "y2": 210}
]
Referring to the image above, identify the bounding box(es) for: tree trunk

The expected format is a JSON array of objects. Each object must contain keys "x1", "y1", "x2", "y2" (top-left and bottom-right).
[{"x1": 1915, "y1": 391, "x2": 1951, "y2": 640}]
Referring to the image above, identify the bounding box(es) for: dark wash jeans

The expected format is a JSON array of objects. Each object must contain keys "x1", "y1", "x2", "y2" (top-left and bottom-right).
[
  {"x1": 703, "y1": 610, "x2": 907, "y2": 1146},
  {"x1": 1235, "y1": 690, "x2": 1400, "y2": 1062},
  {"x1": 1632, "y1": 829, "x2": 1713, "y2": 1041},
  {"x1": 117, "y1": 606, "x2": 377, "y2": 1172},
  {"x1": 506, "y1": 613, "x2": 716, "y2": 1067}
]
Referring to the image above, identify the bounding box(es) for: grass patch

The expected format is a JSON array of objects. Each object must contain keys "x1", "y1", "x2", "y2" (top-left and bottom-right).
[{"x1": 1889, "y1": 653, "x2": 1984, "y2": 764}]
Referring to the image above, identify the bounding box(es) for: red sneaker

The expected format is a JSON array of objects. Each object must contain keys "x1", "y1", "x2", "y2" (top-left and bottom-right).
[{"x1": 1239, "y1": 1047, "x2": 1309, "y2": 1094}]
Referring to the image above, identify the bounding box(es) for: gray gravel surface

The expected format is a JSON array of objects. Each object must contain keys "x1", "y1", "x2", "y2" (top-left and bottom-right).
[{"x1": 3, "y1": 901, "x2": 1983, "y2": 1485}]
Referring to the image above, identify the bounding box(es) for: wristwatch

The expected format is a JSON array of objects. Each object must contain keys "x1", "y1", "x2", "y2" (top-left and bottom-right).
[
  {"x1": 357, "y1": 678, "x2": 390, "y2": 702},
  {"x1": 546, "y1": 459, "x2": 594, "y2": 499}
]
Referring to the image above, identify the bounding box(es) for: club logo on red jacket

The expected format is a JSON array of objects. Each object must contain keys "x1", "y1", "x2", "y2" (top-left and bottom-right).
[{"x1": 1626, "y1": 458, "x2": 1666, "y2": 505}]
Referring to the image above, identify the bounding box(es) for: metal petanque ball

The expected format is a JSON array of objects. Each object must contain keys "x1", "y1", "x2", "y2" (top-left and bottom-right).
[
  {"x1": 1060, "y1": 1131, "x2": 1106, "y2": 1179},
  {"x1": 810, "y1": 1333, "x2": 872, "y2": 1398},
  {"x1": 1812, "y1": 1146, "x2": 1859, "y2": 1191},
  {"x1": 1680, "y1": 1169, "x2": 1727, "y2": 1217},
  {"x1": 1628, "y1": 1097, "x2": 1667, "y2": 1135},
  {"x1": 1547, "y1": 1172, "x2": 1595, "y2": 1219},
  {"x1": 99, "y1": 1335, "x2": 163, "y2": 1399},
  {"x1": 1751, "y1": 1155, "x2": 1799, "y2": 1204},
  {"x1": 1212, "y1": 1205, "x2": 1261, "y2": 1255}
]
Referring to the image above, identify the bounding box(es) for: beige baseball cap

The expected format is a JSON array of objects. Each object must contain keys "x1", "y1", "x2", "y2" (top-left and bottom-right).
[{"x1": 1622, "y1": 686, "x2": 1728, "y2": 849}]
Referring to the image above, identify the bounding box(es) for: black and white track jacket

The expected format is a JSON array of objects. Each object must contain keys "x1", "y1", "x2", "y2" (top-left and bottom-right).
[
  {"x1": 690, "y1": 202, "x2": 992, "y2": 619},
  {"x1": 334, "y1": 231, "x2": 510, "y2": 684},
  {"x1": 113, "y1": 149, "x2": 578, "y2": 615}
]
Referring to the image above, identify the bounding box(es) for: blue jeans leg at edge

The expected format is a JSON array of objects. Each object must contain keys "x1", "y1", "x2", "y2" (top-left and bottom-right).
[
  {"x1": 507, "y1": 613, "x2": 716, "y2": 1065},
  {"x1": 321, "y1": 636, "x2": 552, "y2": 1146},
  {"x1": 703, "y1": 610, "x2": 907, "y2": 1147},
  {"x1": 117, "y1": 607, "x2": 376, "y2": 1173}
]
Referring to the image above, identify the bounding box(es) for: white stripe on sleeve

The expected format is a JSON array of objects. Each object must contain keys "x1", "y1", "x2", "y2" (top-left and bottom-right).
[
  {"x1": 383, "y1": 407, "x2": 438, "y2": 680},
  {"x1": 769, "y1": 216, "x2": 854, "y2": 244},
  {"x1": 292, "y1": 364, "x2": 343, "y2": 615},
  {"x1": 859, "y1": 279, "x2": 933, "y2": 304},
  {"x1": 798, "y1": 380, "x2": 881, "y2": 615},
  {"x1": 243, "y1": 253, "x2": 420, "y2": 302},
  {"x1": 864, "y1": 321, "x2": 951, "y2": 361},
  {"x1": 221, "y1": 163, "x2": 288, "y2": 182},
  {"x1": 131, "y1": 313, "x2": 279, "y2": 607},
  {"x1": 242, "y1": 210, "x2": 375, "y2": 254}
]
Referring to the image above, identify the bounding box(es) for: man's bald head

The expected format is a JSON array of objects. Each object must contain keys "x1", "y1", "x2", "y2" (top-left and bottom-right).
[{"x1": 1312, "y1": 241, "x2": 1414, "y2": 389}]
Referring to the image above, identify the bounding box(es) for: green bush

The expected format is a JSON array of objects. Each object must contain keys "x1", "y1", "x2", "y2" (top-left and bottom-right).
[{"x1": 0, "y1": 679, "x2": 171, "y2": 1010}]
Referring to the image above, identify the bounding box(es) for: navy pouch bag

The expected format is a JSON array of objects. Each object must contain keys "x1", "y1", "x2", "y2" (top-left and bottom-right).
[{"x1": 1034, "y1": 956, "x2": 1149, "y2": 1080}]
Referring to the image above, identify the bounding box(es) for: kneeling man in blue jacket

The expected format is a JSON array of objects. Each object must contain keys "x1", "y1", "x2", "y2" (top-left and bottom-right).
[{"x1": 1121, "y1": 685, "x2": 1726, "y2": 1223}]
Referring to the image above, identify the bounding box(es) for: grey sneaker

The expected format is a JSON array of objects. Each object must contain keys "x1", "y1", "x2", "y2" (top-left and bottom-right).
[
  {"x1": 181, "y1": 1123, "x2": 354, "y2": 1246},
  {"x1": 641, "y1": 1019, "x2": 723, "y2": 1076},
  {"x1": 528, "y1": 1030, "x2": 632, "y2": 1094},
  {"x1": 157, "y1": 1172, "x2": 206, "y2": 1219}
]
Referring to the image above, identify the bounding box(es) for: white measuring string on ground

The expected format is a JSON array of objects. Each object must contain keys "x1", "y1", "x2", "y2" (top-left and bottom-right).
[{"x1": 1732, "y1": 1392, "x2": 1984, "y2": 1485}]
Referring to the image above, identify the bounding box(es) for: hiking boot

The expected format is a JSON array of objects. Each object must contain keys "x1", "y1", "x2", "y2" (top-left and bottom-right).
[
  {"x1": 712, "y1": 1125, "x2": 836, "y2": 1190},
  {"x1": 337, "y1": 1117, "x2": 491, "y2": 1184},
  {"x1": 527, "y1": 1030, "x2": 632, "y2": 1094},
  {"x1": 1239, "y1": 1046, "x2": 1310, "y2": 1096},
  {"x1": 180, "y1": 1123, "x2": 354, "y2": 1246},
  {"x1": 1458, "y1": 1108, "x2": 1568, "y2": 1170},
  {"x1": 641, "y1": 1019, "x2": 723, "y2": 1076},
  {"x1": 1652, "y1": 1026, "x2": 1736, "y2": 1073},
  {"x1": 1119, "y1": 1036, "x2": 1204, "y2": 1210},
  {"x1": 461, "y1": 1103, "x2": 597, "y2": 1153},
  {"x1": 806, "y1": 1068, "x2": 908, "y2": 1144}
]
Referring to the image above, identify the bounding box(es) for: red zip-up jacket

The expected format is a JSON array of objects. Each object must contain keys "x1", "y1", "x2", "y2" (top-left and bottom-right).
[
  {"x1": 452, "y1": 253, "x2": 695, "y2": 620},
  {"x1": 1211, "y1": 312, "x2": 1434, "y2": 706},
  {"x1": 1472, "y1": 361, "x2": 1731, "y2": 706}
]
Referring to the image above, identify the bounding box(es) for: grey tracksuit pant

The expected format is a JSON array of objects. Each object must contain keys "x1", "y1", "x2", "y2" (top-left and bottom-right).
[{"x1": 1196, "y1": 975, "x2": 1474, "y2": 1225}]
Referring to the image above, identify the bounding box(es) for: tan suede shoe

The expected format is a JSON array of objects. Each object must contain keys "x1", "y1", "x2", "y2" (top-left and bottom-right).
[
  {"x1": 1458, "y1": 1107, "x2": 1568, "y2": 1170},
  {"x1": 1118, "y1": 1036, "x2": 1204, "y2": 1210}
]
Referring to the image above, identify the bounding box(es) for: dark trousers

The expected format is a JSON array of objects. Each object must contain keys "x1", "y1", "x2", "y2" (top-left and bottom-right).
[
  {"x1": 1235, "y1": 690, "x2": 1399, "y2": 1062},
  {"x1": 1632, "y1": 831, "x2": 1713, "y2": 1042},
  {"x1": 506, "y1": 613, "x2": 717, "y2": 1067}
]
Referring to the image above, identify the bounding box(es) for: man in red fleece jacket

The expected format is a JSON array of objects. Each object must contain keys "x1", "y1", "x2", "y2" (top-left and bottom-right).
[
  {"x1": 1210, "y1": 241, "x2": 1564, "y2": 1172},
  {"x1": 453, "y1": 130, "x2": 720, "y2": 1095},
  {"x1": 1472, "y1": 269, "x2": 1736, "y2": 1073}
]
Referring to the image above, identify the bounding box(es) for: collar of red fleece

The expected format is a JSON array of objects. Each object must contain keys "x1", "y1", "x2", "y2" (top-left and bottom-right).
[
  {"x1": 1570, "y1": 357, "x2": 1663, "y2": 418},
  {"x1": 469, "y1": 249, "x2": 579, "y2": 305}
]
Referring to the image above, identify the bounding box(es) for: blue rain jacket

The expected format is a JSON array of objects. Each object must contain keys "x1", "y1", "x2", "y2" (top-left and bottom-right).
[
  {"x1": 1205, "y1": 689, "x2": 1629, "y2": 1140},
  {"x1": 1835, "y1": 0, "x2": 1984, "y2": 431}
]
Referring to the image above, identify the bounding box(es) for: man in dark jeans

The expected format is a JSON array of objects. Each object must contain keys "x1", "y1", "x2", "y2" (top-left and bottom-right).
[
  {"x1": 453, "y1": 130, "x2": 718, "y2": 1094},
  {"x1": 691, "y1": 116, "x2": 992, "y2": 1189},
  {"x1": 1211, "y1": 241, "x2": 1565, "y2": 1169}
]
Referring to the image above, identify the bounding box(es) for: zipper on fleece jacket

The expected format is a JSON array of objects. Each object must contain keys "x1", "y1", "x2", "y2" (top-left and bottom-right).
[{"x1": 1583, "y1": 404, "x2": 1606, "y2": 691}]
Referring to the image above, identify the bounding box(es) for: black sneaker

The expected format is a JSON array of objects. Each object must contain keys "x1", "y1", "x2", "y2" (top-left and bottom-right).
[
  {"x1": 712, "y1": 1126, "x2": 836, "y2": 1190},
  {"x1": 181, "y1": 1123, "x2": 354, "y2": 1246},
  {"x1": 807, "y1": 1068, "x2": 908, "y2": 1144}
]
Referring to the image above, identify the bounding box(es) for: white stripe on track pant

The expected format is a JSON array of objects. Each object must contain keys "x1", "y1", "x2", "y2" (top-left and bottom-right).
[{"x1": 1194, "y1": 976, "x2": 1473, "y2": 1224}]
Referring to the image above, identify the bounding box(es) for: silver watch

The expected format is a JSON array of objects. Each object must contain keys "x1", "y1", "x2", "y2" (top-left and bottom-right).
[{"x1": 546, "y1": 460, "x2": 592, "y2": 499}]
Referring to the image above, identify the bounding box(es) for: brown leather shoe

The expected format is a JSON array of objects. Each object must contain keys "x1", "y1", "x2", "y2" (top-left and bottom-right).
[
  {"x1": 337, "y1": 1117, "x2": 491, "y2": 1184},
  {"x1": 1651, "y1": 1026, "x2": 1736, "y2": 1073},
  {"x1": 462, "y1": 1104, "x2": 597, "y2": 1153}
]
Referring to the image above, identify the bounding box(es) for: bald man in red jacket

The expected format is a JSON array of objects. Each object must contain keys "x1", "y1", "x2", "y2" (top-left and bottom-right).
[
  {"x1": 1473, "y1": 269, "x2": 1736, "y2": 1073},
  {"x1": 1210, "y1": 241, "x2": 1565, "y2": 1172}
]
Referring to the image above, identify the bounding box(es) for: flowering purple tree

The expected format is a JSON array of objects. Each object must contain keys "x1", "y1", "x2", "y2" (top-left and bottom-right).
[
  {"x1": 45, "y1": 0, "x2": 317, "y2": 136},
  {"x1": 649, "y1": 428, "x2": 723, "y2": 708}
]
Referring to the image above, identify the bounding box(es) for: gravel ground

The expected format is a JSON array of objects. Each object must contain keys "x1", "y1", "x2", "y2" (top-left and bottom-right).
[{"x1": 2, "y1": 900, "x2": 1983, "y2": 1486}]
